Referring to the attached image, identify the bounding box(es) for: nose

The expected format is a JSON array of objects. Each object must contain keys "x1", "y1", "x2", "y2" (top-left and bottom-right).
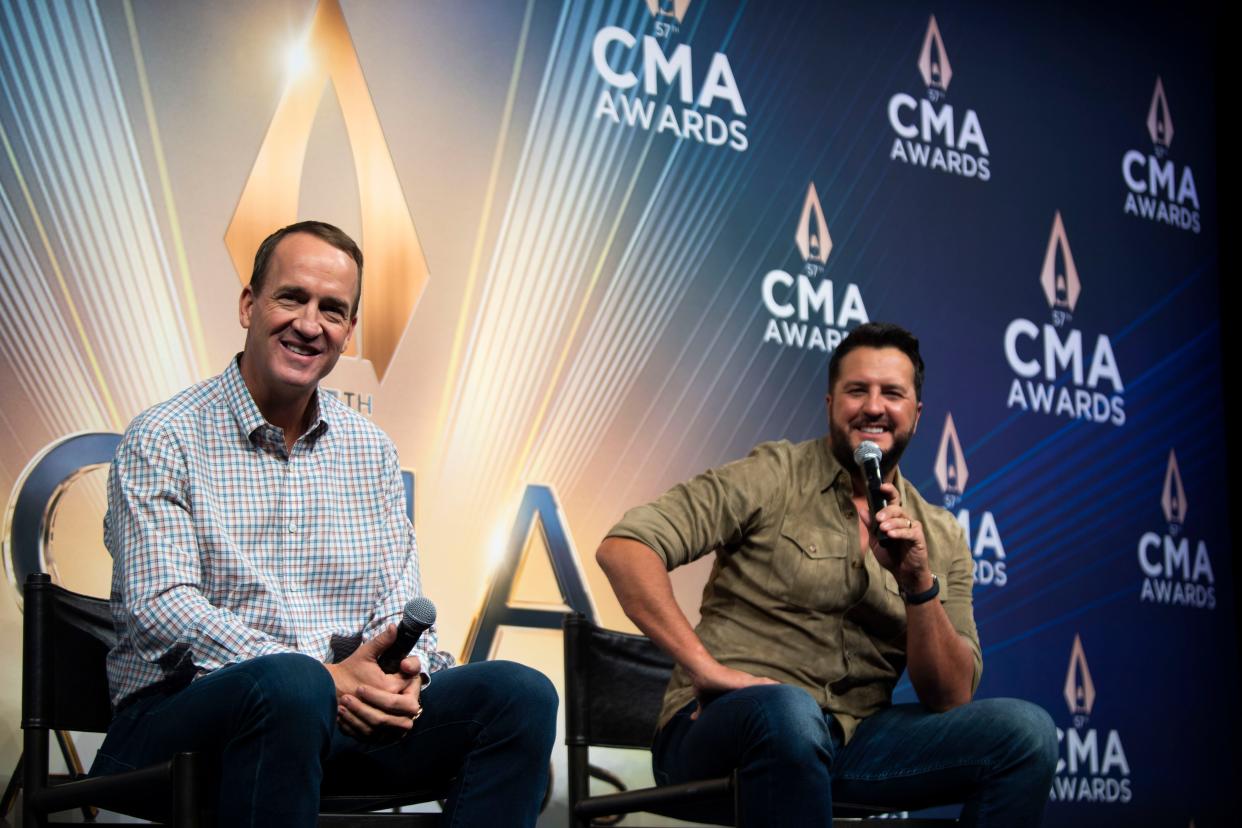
[
  {"x1": 290, "y1": 307, "x2": 324, "y2": 338},
  {"x1": 862, "y1": 389, "x2": 885, "y2": 415}
]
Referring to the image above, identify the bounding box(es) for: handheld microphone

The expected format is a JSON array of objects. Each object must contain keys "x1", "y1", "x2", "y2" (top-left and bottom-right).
[
  {"x1": 378, "y1": 596, "x2": 436, "y2": 674},
  {"x1": 853, "y1": 440, "x2": 890, "y2": 546}
]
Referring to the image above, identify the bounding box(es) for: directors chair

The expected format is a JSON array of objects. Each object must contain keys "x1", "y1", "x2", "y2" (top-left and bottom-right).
[
  {"x1": 563, "y1": 612, "x2": 957, "y2": 827},
  {"x1": 19, "y1": 572, "x2": 446, "y2": 827}
]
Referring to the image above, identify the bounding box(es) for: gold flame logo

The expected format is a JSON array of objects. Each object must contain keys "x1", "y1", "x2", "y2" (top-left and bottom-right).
[
  {"x1": 1162, "y1": 448, "x2": 1187, "y2": 525},
  {"x1": 934, "y1": 411, "x2": 968, "y2": 496},
  {"x1": 1063, "y1": 633, "x2": 1095, "y2": 716},
  {"x1": 1147, "y1": 76, "x2": 1174, "y2": 149},
  {"x1": 225, "y1": 0, "x2": 428, "y2": 382},
  {"x1": 1040, "y1": 211, "x2": 1080, "y2": 313},
  {"x1": 645, "y1": 0, "x2": 692, "y2": 22},
  {"x1": 918, "y1": 15, "x2": 952, "y2": 91},
  {"x1": 795, "y1": 182, "x2": 831, "y2": 264}
]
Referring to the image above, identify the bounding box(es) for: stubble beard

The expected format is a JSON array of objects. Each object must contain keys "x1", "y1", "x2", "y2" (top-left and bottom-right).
[{"x1": 829, "y1": 419, "x2": 915, "y2": 478}]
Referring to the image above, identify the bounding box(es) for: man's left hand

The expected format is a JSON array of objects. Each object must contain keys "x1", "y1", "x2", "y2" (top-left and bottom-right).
[
  {"x1": 871, "y1": 483, "x2": 934, "y2": 594},
  {"x1": 327, "y1": 625, "x2": 425, "y2": 742},
  {"x1": 337, "y1": 675, "x2": 423, "y2": 743}
]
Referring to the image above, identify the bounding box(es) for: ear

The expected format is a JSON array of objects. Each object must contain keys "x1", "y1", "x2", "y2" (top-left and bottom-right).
[
  {"x1": 912, "y1": 399, "x2": 923, "y2": 435},
  {"x1": 239, "y1": 286, "x2": 254, "y2": 329},
  {"x1": 340, "y1": 314, "x2": 358, "y2": 353}
]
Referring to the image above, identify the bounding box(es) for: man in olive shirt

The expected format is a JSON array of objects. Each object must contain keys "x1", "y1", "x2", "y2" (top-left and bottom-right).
[{"x1": 597, "y1": 323, "x2": 1056, "y2": 826}]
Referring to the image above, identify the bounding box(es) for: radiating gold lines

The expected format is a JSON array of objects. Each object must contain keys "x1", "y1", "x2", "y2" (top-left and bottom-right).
[
  {"x1": 504, "y1": 136, "x2": 657, "y2": 494},
  {"x1": 0, "y1": 117, "x2": 122, "y2": 431},
  {"x1": 432, "y1": 0, "x2": 537, "y2": 466},
  {"x1": 123, "y1": 0, "x2": 210, "y2": 379}
]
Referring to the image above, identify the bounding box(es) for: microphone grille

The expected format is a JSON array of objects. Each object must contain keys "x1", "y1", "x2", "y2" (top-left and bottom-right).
[
  {"x1": 853, "y1": 440, "x2": 883, "y2": 466},
  {"x1": 402, "y1": 596, "x2": 437, "y2": 628}
]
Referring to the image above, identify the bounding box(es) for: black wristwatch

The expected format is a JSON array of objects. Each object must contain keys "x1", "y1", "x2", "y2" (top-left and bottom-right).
[{"x1": 901, "y1": 573, "x2": 940, "y2": 605}]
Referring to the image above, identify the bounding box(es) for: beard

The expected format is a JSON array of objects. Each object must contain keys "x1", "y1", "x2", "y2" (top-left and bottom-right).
[{"x1": 828, "y1": 418, "x2": 914, "y2": 479}]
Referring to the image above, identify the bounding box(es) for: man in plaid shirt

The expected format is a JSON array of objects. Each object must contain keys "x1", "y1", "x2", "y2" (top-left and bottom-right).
[{"x1": 92, "y1": 221, "x2": 557, "y2": 826}]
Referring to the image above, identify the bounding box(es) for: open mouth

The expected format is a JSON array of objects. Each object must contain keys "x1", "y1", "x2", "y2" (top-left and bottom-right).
[{"x1": 280, "y1": 340, "x2": 322, "y2": 359}]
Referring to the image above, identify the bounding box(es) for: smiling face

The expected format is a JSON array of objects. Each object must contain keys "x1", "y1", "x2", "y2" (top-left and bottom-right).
[
  {"x1": 826, "y1": 346, "x2": 923, "y2": 477},
  {"x1": 238, "y1": 231, "x2": 358, "y2": 423}
]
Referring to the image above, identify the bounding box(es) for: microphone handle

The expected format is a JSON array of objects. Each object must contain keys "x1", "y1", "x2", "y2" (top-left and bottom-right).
[
  {"x1": 378, "y1": 622, "x2": 430, "y2": 674},
  {"x1": 863, "y1": 458, "x2": 892, "y2": 547}
]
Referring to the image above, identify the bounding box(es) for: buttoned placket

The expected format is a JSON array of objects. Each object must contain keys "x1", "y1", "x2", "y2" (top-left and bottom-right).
[
  {"x1": 281, "y1": 433, "x2": 306, "y2": 649},
  {"x1": 840, "y1": 471, "x2": 885, "y2": 701}
]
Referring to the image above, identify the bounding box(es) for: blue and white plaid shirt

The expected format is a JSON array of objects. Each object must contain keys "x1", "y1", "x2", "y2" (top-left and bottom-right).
[{"x1": 104, "y1": 357, "x2": 454, "y2": 707}]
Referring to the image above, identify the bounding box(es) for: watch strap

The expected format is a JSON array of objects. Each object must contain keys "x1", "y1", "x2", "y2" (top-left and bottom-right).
[{"x1": 902, "y1": 573, "x2": 940, "y2": 605}]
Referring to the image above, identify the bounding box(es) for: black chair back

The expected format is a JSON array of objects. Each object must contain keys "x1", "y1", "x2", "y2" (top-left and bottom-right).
[
  {"x1": 23, "y1": 573, "x2": 115, "y2": 734},
  {"x1": 564, "y1": 613, "x2": 737, "y2": 827},
  {"x1": 564, "y1": 612, "x2": 675, "y2": 750}
]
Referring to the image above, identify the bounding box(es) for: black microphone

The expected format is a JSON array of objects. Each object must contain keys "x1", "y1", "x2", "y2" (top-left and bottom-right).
[
  {"x1": 378, "y1": 596, "x2": 436, "y2": 674},
  {"x1": 853, "y1": 440, "x2": 891, "y2": 546}
]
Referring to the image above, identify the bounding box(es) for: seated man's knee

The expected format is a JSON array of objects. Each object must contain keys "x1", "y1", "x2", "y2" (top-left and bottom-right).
[
  {"x1": 977, "y1": 698, "x2": 1058, "y2": 771},
  {"x1": 731, "y1": 685, "x2": 829, "y2": 762},
  {"x1": 464, "y1": 661, "x2": 557, "y2": 748},
  {"x1": 502, "y1": 661, "x2": 557, "y2": 721},
  {"x1": 239, "y1": 652, "x2": 337, "y2": 724}
]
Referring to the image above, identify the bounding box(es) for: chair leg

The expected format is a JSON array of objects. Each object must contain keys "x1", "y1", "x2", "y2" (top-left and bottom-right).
[
  {"x1": 53, "y1": 730, "x2": 96, "y2": 821},
  {"x1": 730, "y1": 769, "x2": 740, "y2": 827},
  {"x1": 0, "y1": 753, "x2": 21, "y2": 819},
  {"x1": 23, "y1": 730, "x2": 48, "y2": 828},
  {"x1": 171, "y1": 752, "x2": 206, "y2": 827},
  {"x1": 567, "y1": 745, "x2": 589, "y2": 828}
]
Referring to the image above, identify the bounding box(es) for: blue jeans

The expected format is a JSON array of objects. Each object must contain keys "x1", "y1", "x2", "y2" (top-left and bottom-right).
[
  {"x1": 653, "y1": 686, "x2": 1057, "y2": 827},
  {"x1": 91, "y1": 654, "x2": 557, "y2": 827}
]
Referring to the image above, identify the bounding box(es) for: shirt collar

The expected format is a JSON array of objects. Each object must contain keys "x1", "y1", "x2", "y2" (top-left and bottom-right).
[
  {"x1": 222, "y1": 355, "x2": 332, "y2": 446},
  {"x1": 816, "y1": 436, "x2": 907, "y2": 494}
]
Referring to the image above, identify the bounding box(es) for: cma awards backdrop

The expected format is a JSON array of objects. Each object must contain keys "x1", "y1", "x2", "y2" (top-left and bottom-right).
[{"x1": 0, "y1": 0, "x2": 1231, "y2": 824}]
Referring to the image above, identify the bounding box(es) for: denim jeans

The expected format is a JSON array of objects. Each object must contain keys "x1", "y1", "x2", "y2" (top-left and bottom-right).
[
  {"x1": 91, "y1": 653, "x2": 557, "y2": 827},
  {"x1": 653, "y1": 685, "x2": 1057, "y2": 827}
]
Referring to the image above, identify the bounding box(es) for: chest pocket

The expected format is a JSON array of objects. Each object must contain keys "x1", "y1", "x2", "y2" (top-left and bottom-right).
[{"x1": 771, "y1": 520, "x2": 851, "y2": 611}]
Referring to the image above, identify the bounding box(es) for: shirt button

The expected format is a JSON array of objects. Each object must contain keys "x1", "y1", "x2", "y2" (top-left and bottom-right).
[
  {"x1": 287, "y1": 521, "x2": 298, "y2": 533},
  {"x1": 852, "y1": 560, "x2": 862, "y2": 569},
  {"x1": 808, "y1": 544, "x2": 817, "y2": 554}
]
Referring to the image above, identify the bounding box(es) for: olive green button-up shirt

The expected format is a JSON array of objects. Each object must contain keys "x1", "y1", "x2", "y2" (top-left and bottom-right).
[{"x1": 607, "y1": 437, "x2": 981, "y2": 743}]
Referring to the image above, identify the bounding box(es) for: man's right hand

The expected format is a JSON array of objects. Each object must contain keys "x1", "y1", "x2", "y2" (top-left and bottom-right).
[
  {"x1": 596, "y1": 539, "x2": 780, "y2": 720},
  {"x1": 686, "y1": 659, "x2": 778, "y2": 719},
  {"x1": 324, "y1": 625, "x2": 424, "y2": 741}
]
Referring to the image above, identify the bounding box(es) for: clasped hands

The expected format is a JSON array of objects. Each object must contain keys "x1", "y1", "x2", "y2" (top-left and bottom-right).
[{"x1": 323, "y1": 624, "x2": 423, "y2": 743}]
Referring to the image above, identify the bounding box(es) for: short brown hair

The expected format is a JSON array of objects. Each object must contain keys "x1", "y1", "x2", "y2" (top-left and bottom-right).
[
  {"x1": 828, "y1": 322, "x2": 925, "y2": 400},
  {"x1": 250, "y1": 221, "x2": 363, "y2": 312}
]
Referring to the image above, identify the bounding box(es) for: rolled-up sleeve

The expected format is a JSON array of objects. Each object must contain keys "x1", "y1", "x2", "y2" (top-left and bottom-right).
[
  {"x1": 938, "y1": 521, "x2": 983, "y2": 693},
  {"x1": 606, "y1": 442, "x2": 791, "y2": 570}
]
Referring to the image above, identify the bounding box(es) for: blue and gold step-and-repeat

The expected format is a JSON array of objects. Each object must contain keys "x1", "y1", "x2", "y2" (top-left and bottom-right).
[{"x1": 0, "y1": 0, "x2": 1228, "y2": 824}]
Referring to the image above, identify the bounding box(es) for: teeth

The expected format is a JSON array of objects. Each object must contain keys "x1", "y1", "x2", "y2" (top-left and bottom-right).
[{"x1": 284, "y1": 343, "x2": 315, "y2": 356}]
